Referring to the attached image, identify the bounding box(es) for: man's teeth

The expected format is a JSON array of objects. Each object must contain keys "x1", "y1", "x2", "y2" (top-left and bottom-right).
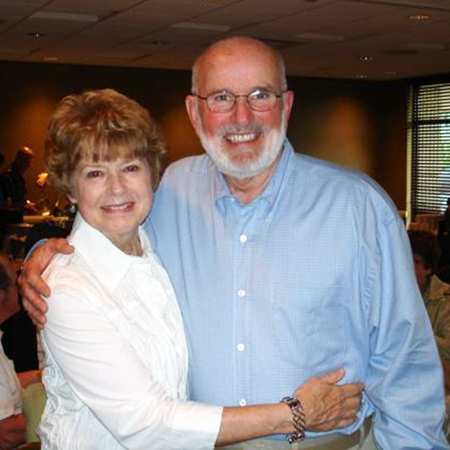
[{"x1": 227, "y1": 133, "x2": 257, "y2": 143}]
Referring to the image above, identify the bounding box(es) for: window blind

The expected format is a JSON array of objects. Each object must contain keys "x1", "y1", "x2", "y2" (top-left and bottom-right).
[{"x1": 410, "y1": 82, "x2": 450, "y2": 218}]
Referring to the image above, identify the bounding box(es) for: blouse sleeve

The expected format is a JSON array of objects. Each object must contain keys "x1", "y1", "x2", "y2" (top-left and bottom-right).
[{"x1": 42, "y1": 287, "x2": 222, "y2": 450}]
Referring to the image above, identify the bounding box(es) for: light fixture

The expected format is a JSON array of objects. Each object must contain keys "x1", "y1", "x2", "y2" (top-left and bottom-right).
[
  {"x1": 408, "y1": 13, "x2": 431, "y2": 20},
  {"x1": 28, "y1": 32, "x2": 46, "y2": 38},
  {"x1": 30, "y1": 11, "x2": 99, "y2": 23},
  {"x1": 359, "y1": 55, "x2": 373, "y2": 61},
  {"x1": 356, "y1": 74, "x2": 368, "y2": 79},
  {"x1": 43, "y1": 56, "x2": 58, "y2": 61}
]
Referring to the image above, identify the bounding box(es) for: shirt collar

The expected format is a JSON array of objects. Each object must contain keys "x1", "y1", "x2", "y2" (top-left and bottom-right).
[
  {"x1": 68, "y1": 213, "x2": 151, "y2": 291},
  {"x1": 212, "y1": 139, "x2": 294, "y2": 206}
]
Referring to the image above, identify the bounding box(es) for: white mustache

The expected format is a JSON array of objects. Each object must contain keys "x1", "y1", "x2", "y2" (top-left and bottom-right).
[{"x1": 218, "y1": 123, "x2": 268, "y2": 137}]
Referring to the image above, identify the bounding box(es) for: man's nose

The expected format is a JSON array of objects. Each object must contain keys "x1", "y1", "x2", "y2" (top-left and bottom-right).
[{"x1": 231, "y1": 96, "x2": 254, "y2": 123}]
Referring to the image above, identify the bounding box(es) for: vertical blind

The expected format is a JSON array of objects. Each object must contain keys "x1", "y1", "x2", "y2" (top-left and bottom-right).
[{"x1": 410, "y1": 82, "x2": 450, "y2": 218}]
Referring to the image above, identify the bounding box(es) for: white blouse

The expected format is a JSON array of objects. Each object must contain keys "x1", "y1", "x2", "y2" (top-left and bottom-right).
[
  {"x1": 0, "y1": 333, "x2": 22, "y2": 420},
  {"x1": 40, "y1": 214, "x2": 222, "y2": 449}
]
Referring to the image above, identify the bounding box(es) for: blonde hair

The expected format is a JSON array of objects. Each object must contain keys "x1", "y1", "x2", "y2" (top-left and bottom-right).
[{"x1": 45, "y1": 89, "x2": 166, "y2": 197}]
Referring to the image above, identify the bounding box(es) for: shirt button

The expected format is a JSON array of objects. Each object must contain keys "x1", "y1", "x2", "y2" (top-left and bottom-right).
[
  {"x1": 238, "y1": 290, "x2": 245, "y2": 297},
  {"x1": 237, "y1": 343, "x2": 245, "y2": 351},
  {"x1": 239, "y1": 234, "x2": 247, "y2": 243},
  {"x1": 239, "y1": 399, "x2": 247, "y2": 406}
]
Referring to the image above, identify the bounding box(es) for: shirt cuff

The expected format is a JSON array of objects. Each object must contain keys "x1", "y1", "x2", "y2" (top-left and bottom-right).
[{"x1": 171, "y1": 401, "x2": 223, "y2": 449}]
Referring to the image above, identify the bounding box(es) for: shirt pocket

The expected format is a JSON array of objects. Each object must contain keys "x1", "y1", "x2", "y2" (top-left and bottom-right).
[{"x1": 271, "y1": 285, "x2": 348, "y2": 371}]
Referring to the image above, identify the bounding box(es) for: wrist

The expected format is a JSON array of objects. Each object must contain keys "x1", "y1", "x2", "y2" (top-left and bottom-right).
[{"x1": 280, "y1": 396, "x2": 306, "y2": 444}]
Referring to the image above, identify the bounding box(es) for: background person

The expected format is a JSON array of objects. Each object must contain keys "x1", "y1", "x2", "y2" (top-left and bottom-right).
[
  {"x1": 0, "y1": 254, "x2": 41, "y2": 449},
  {"x1": 36, "y1": 88, "x2": 362, "y2": 449},
  {"x1": 20, "y1": 38, "x2": 448, "y2": 448},
  {"x1": 0, "y1": 146, "x2": 34, "y2": 207},
  {"x1": 408, "y1": 229, "x2": 450, "y2": 393}
]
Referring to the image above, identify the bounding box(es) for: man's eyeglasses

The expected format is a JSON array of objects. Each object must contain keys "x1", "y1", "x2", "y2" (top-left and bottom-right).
[{"x1": 193, "y1": 89, "x2": 287, "y2": 113}]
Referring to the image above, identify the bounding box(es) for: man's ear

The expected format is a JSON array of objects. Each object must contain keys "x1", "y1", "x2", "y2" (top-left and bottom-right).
[
  {"x1": 283, "y1": 90, "x2": 294, "y2": 124},
  {"x1": 185, "y1": 95, "x2": 202, "y2": 136}
]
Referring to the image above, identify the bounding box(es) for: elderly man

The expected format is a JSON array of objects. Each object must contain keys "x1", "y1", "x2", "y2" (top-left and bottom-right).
[{"x1": 21, "y1": 37, "x2": 447, "y2": 448}]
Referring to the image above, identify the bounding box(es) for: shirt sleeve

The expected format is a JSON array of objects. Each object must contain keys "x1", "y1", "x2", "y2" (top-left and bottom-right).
[
  {"x1": 0, "y1": 379, "x2": 15, "y2": 421},
  {"x1": 42, "y1": 287, "x2": 223, "y2": 450},
  {"x1": 0, "y1": 351, "x2": 22, "y2": 421},
  {"x1": 361, "y1": 193, "x2": 448, "y2": 448}
]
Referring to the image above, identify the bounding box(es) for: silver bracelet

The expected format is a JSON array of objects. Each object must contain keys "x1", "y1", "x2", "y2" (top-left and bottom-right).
[{"x1": 280, "y1": 396, "x2": 306, "y2": 444}]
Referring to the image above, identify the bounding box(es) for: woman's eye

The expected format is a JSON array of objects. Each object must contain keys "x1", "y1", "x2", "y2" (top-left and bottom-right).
[
  {"x1": 86, "y1": 170, "x2": 103, "y2": 178},
  {"x1": 124, "y1": 164, "x2": 139, "y2": 172}
]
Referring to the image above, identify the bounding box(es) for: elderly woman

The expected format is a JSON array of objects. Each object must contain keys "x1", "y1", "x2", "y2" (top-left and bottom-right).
[{"x1": 37, "y1": 89, "x2": 360, "y2": 449}]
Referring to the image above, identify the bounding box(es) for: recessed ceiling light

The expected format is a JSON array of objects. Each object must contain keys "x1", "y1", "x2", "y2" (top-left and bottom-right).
[
  {"x1": 28, "y1": 32, "x2": 46, "y2": 38},
  {"x1": 359, "y1": 55, "x2": 373, "y2": 61},
  {"x1": 356, "y1": 74, "x2": 368, "y2": 79},
  {"x1": 408, "y1": 13, "x2": 431, "y2": 20}
]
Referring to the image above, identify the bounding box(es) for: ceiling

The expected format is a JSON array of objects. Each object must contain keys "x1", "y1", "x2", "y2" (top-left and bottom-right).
[{"x1": 1, "y1": 0, "x2": 450, "y2": 80}]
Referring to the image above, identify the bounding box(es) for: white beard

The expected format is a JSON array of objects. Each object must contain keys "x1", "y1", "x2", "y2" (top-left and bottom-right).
[{"x1": 198, "y1": 118, "x2": 287, "y2": 179}]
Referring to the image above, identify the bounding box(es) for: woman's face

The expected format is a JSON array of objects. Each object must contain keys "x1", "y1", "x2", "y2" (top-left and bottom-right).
[{"x1": 69, "y1": 157, "x2": 153, "y2": 247}]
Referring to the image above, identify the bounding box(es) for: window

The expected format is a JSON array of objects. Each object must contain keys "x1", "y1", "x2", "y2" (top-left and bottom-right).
[{"x1": 408, "y1": 82, "x2": 450, "y2": 219}]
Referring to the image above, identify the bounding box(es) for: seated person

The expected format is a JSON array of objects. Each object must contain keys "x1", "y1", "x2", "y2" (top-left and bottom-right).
[
  {"x1": 0, "y1": 254, "x2": 41, "y2": 449},
  {"x1": 408, "y1": 230, "x2": 450, "y2": 392}
]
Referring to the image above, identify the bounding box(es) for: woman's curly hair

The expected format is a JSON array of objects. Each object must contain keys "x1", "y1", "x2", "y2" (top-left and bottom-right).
[{"x1": 45, "y1": 89, "x2": 166, "y2": 197}]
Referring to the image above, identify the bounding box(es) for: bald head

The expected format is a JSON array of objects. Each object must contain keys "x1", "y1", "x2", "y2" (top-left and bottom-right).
[{"x1": 191, "y1": 37, "x2": 287, "y2": 94}]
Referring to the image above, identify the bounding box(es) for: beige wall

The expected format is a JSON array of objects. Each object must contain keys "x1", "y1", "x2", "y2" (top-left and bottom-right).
[{"x1": 0, "y1": 61, "x2": 408, "y2": 208}]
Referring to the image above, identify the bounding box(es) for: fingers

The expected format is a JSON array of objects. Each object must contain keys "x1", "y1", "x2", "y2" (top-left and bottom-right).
[
  {"x1": 317, "y1": 367, "x2": 346, "y2": 385},
  {"x1": 294, "y1": 371, "x2": 364, "y2": 432},
  {"x1": 17, "y1": 238, "x2": 71, "y2": 330},
  {"x1": 338, "y1": 381, "x2": 364, "y2": 398},
  {"x1": 21, "y1": 281, "x2": 48, "y2": 330},
  {"x1": 46, "y1": 237, "x2": 74, "y2": 256},
  {"x1": 19, "y1": 262, "x2": 50, "y2": 297}
]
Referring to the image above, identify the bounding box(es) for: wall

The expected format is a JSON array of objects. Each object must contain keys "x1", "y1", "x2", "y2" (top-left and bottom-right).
[{"x1": 0, "y1": 60, "x2": 408, "y2": 208}]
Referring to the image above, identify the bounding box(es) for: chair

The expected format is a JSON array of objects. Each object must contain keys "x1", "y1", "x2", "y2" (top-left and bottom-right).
[{"x1": 21, "y1": 382, "x2": 46, "y2": 443}]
